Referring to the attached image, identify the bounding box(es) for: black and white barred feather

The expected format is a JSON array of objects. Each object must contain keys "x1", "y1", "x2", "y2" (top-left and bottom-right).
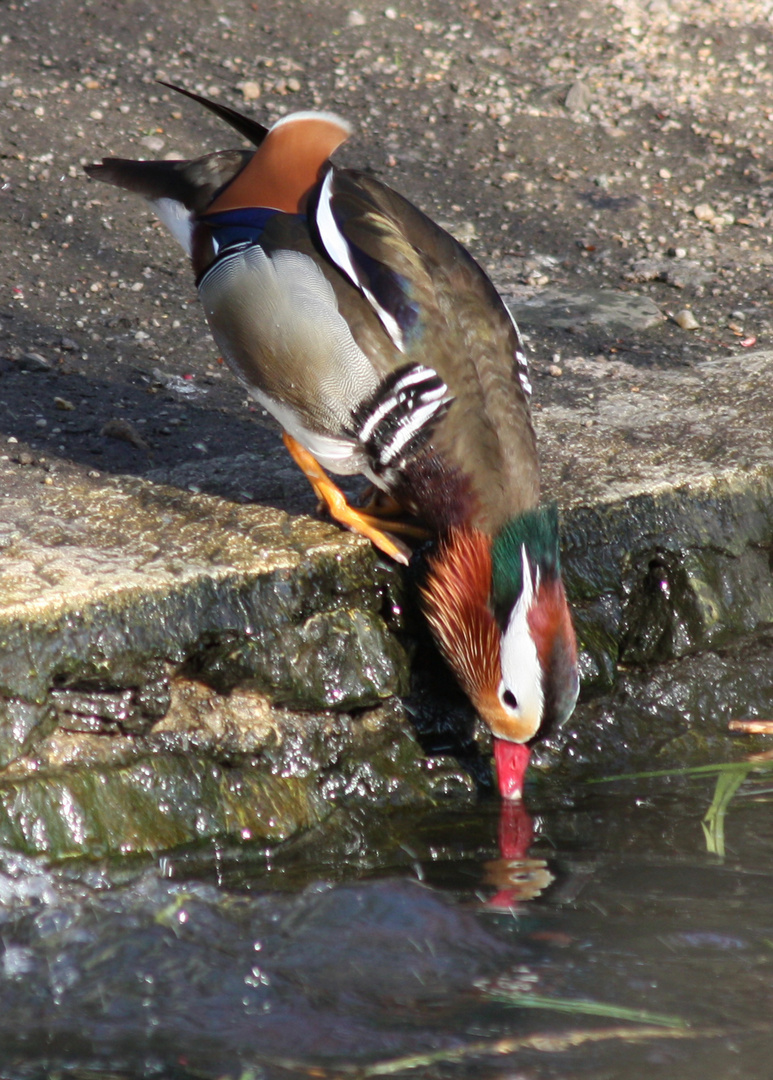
[
  {"x1": 508, "y1": 311, "x2": 532, "y2": 398},
  {"x1": 349, "y1": 363, "x2": 452, "y2": 478}
]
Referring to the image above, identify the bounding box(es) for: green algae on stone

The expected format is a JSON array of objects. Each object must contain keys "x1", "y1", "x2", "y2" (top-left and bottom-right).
[
  {"x1": 556, "y1": 467, "x2": 773, "y2": 682},
  {"x1": 538, "y1": 351, "x2": 773, "y2": 688},
  {"x1": 3, "y1": 349, "x2": 773, "y2": 857},
  {"x1": 0, "y1": 697, "x2": 56, "y2": 769},
  {"x1": 315, "y1": 702, "x2": 477, "y2": 807},
  {"x1": 620, "y1": 545, "x2": 773, "y2": 665},
  {"x1": 570, "y1": 596, "x2": 621, "y2": 691},
  {"x1": 0, "y1": 752, "x2": 328, "y2": 858},
  {"x1": 0, "y1": 688, "x2": 471, "y2": 858}
]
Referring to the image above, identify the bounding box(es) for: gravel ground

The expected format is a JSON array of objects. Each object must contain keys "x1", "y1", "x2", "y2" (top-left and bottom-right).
[{"x1": 2, "y1": 0, "x2": 773, "y2": 498}]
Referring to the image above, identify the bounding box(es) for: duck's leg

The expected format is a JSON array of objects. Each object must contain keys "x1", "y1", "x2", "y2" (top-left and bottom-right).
[
  {"x1": 356, "y1": 486, "x2": 432, "y2": 540},
  {"x1": 282, "y1": 433, "x2": 413, "y2": 564}
]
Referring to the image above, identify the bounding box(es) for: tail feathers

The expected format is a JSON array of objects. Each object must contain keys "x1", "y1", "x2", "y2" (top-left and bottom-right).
[
  {"x1": 158, "y1": 82, "x2": 269, "y2": 147},
  {"x1": 84, "y1": 150, "x2": 252, "y2": 213}
]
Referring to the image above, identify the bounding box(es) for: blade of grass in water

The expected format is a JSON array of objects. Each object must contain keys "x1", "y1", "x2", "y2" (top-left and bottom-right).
[
  {"x1": 482, "y1": 990, "x2": 686, "y2": 1029},
  {"x1": 702, "y1": 766, "x2": 751, "y2": 857},
  {"x1": 587, "y1": 759, "x2": 766, "y2": 855},
  {"x1": 356, "y1": 1024, "x2": 712, "y2": 1077},
  {"x1": 588, "y1": 758, "x2": 773, "y2": 785}
]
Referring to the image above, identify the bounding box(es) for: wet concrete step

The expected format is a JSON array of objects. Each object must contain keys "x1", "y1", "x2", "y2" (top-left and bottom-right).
[{"x1": 1, "y1": 345, "x2": 772, "y2": 856}]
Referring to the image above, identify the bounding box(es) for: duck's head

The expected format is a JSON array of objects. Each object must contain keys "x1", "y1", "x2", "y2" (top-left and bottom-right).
[{"x1": 421, "y1": 504, "x2": 579, "y2": 800}]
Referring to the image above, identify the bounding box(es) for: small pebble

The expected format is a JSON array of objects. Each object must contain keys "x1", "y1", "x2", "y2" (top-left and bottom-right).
[
  {"x1": 674, "y1": 309, "x2": 699, "y2": 330},
  {"x1": 100, "y1": 418, "x2": 151, "y2": 452},
  {"x1": 347, "y1": 9, "x2": 366, "y2": 26},
  {"x1": 54, "y1": 397, "x2": 75, "y2": 411},
  {"x1": 693, "y1": 203, "x2": 715, "y2": 222},
  {"x1": 238, "y1": 81, "x2": 261, "y2": 101},
  {"x1": 548, "y1": 363, "x2": 563, "y2": 377},
  {"x1": 564, "y1": 80, "x2": 592, "y2": 114},
  {"x1": 140, "y1": 135, "x2": 165, "y2": 153},
  {"x1": 18, "y1": 352, "x2": 52, "y2": 372}
]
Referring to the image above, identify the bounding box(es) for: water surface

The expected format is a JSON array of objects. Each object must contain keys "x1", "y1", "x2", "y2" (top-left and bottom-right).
[{"x1": 1, "y1": 764, "x2": 771, "y2": 1079}]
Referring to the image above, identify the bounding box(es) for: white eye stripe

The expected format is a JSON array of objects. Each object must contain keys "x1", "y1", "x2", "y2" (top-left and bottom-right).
[
  {"x1": 519, "y1": 544, "x2": 538, "y2": 606},
  {"x1": 499, "y1": 547, "x2": 544, "y2": 726}
]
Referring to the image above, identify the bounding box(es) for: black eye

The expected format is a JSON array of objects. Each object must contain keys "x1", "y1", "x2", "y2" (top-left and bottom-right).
[{"x1": 501, "y1": 688, "x2": 518, "y2": 710}]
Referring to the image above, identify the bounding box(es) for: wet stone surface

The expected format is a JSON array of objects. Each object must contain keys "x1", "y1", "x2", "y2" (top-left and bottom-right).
[
  {"x1": 0, "y1": 457, "x2": 405, "y2": 706},
  {"x1": 2, "y1": 329, "x2": 773, "y2": 861},
  {"x1": 538, "y1": 351, "x2": 773, "y2": 695},
  {"x1": 0, "y1": 459, "x2": 474, "y2": 857},
  {"x1": 535, "y1": 629, "x2": 773, "y2": 781}
]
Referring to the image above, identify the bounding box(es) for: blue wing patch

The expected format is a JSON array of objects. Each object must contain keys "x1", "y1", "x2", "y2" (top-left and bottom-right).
[{"x1": 202, "y1": 206, "x2": 283, "y2": 250}]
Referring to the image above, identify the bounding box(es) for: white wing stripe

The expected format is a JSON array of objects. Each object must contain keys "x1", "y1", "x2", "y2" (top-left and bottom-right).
[{"x1": 316, "y1": 169, "x2": 406, "y2": 351}]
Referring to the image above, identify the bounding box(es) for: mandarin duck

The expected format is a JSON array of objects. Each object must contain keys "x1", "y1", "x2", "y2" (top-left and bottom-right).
[{"x1": 85, "y1": 84, "x2": 579, "y2": 800}]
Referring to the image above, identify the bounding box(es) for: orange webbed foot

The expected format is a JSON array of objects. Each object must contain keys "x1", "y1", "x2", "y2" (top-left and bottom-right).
[{"x1": 282, "y1": 433, "x2": 414, "y2": 564}]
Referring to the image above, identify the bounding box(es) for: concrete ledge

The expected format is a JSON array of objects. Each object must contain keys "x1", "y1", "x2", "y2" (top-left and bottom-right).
[{"x1": 2, "y1": 345, "x2": 773, "y2": 855}]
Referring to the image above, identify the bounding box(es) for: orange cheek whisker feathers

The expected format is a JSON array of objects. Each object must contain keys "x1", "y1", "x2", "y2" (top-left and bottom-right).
[{"x1": 421, "y1": 528, "x2": 500, "y2": 701}]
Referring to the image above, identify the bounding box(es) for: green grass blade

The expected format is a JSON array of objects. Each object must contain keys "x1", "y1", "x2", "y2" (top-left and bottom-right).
[
  {"x1": 702, "y1": 766, "x2": 751, "y2": 857},
  {"x1": 482, "y1": 990, "x2": 686, "y2": 1029},
  {"x1": 588, "y1": 758, "x2": 773, "y2": 785}
]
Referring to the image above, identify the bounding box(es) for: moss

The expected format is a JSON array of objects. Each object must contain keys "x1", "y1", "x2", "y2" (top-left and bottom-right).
[{"x1": 0, "y1": 752, "x2": 327, "y2": 858}]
